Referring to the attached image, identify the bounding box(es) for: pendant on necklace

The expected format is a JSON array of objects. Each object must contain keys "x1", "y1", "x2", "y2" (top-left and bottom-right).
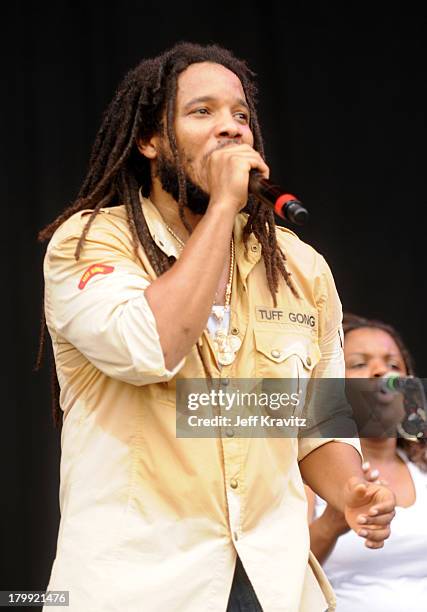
[
  {"x1": 211, "y1": 304, "x2": 226, "y2": 322},
  {"x1": 213, "y1": 329, "x2": 242, "y2": 366},
  {"x1": 217, "y1": 350, "x2": 235, "y2": 366},
  {"x1": 209, "y1": 237, "x2": 238, "y2": 365}
]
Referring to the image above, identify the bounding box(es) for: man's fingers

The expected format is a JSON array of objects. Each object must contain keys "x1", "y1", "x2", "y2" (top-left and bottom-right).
[
  {"x1": 350, "y1": 482, "x2": 395, "y2": 512},
  {"x1": 348, "y1": 479, "x2": 368, "y2": 500},
  {"x1": 357, "y1": 510, "x2": 395, "y2": 526},
  {"x1": 354, "y1": 482, "x2": 368, "y2": 494},
  {"x1": 365, "y1": 540, "x2": 385, "y2": 549},
  {"x1": 357, "y1": 526, "x2": 391, "y2": 543},
  {"x1": 367, "y1": 499, "x2": 396, "y2": 515}
]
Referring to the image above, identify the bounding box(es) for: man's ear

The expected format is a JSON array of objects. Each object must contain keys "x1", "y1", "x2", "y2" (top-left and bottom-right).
[{"x1": 137, "y1": 135, "x2": 159, "y2": 160}]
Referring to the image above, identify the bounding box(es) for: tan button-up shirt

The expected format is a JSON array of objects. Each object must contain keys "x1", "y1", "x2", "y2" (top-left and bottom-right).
[{"x1": 43, "y1": 197, "x2": 360, "y2": 612}]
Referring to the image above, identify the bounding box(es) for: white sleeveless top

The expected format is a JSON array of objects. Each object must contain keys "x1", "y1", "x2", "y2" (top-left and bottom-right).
[{"x1": 314, "y1": 451, "x2": 427, "y2": 611}]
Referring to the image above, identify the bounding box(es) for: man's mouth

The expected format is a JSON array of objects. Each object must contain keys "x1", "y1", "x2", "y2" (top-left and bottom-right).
[{"x1": 203, "y1": 139, "x2": 242, "y2": 162}]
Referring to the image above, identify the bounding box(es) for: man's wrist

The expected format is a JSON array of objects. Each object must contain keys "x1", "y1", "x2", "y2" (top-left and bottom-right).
[
  {"x1": 318, "y1": 509, "x2": 348, "y2": 539},
  {"x1": 206, "y1": 196, "x2": 243, "y2": 217}
]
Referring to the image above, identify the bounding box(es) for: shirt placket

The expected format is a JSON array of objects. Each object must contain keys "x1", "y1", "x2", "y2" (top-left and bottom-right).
[
  {"x1": 216, "y1": 239, "x2": 259, "y2": 544},
  {"x1": 221, "y1": 417, "x2": 245, "y2": 543}
]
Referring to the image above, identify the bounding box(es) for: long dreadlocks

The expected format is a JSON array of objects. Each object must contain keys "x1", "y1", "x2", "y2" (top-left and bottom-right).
[{"x1": 37, "y1": 42, "x2": 297, "y2": 426}]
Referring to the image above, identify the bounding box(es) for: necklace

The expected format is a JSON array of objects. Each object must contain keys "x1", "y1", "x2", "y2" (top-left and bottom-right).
[
  {"x1": 211, "y1": 236, "x2": 234, "y2": 314},
  {"x1": 165, "y1": 224, "x2": 186, "y2": 249},
  {"x1": 210, "y1": 238, "x2": 242, "y2": 366},
  {"x1": 165, "y1": 222, "x2": 232, "y2": 308},
  {"x1": 164, "y1": 223, "x2": 241, "y2": 366}
]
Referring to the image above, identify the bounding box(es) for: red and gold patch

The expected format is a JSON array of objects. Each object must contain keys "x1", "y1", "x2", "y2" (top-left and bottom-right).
[{"x1": 78, "y1": 264, "x2": 115, "y2": 290}]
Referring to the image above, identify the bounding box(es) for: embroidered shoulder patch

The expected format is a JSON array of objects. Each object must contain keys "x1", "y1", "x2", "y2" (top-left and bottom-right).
[{"x1": 78, "y1": 264, "x2": 115, "y2": 290}]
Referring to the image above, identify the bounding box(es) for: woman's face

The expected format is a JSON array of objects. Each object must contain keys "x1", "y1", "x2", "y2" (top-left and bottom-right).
[
  {"x1": 343, "y1": 327, "x2": 407, "y2": 436},
  {"x1": 344, "y1": 327, "x2": 407, "y2": 379}
]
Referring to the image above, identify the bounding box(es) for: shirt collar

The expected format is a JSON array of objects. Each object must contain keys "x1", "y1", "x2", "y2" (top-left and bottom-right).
[
  {"x1": 139, "y1": 190, "x2": 262, "y2": 278},
  {"x1": 232, "y1": 213, "x2": 262, "y2": 284},
  {"x1": 139, "y1": 190, "x2": 181, "y2": 259}
]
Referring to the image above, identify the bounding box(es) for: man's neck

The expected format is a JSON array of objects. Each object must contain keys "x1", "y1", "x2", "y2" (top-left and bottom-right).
[{"x1": 149, "y1": 179, "x2": 203, "y2": 242}]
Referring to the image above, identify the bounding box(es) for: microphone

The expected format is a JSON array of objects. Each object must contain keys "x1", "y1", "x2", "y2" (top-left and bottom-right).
[
  {"x1": 378, "y1": 373, "x2": 423, "y2": 394},
  {"x1": 248, "y1": 172, "x2": 309, "y2": 225},
  {"x1": 379, "y1": 374, "x2": 427, "y2": 438}
]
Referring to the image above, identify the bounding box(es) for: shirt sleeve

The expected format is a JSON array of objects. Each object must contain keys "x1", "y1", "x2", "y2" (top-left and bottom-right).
[
  {"x1": 44, "y1": 214, "x2": 184, "y2": 386},
  {"x1": 297, "y1": 253, "x2": 362, "y2": 462}
]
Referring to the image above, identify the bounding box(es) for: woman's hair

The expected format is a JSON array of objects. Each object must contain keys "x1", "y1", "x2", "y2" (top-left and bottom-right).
[{"x1": 343, "y1": 312, "x2": 427, "y2": 472}]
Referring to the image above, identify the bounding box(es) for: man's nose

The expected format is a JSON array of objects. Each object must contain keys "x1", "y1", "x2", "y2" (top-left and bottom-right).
[{"x1": 214, "y1": 113, "x2": 243, "y2": 139}]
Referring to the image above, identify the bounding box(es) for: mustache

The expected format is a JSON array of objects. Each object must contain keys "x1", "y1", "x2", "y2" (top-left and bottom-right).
[{"x1": 202, "y1": 138, "x2": 243, "y2": 164}]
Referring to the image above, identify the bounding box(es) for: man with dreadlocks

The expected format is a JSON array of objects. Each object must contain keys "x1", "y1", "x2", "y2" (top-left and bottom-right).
[{"x1": 40, "y1": 42, "x2": 395, "y2": 611}]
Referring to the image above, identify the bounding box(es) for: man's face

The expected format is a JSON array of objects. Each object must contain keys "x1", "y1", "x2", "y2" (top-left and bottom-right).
[{"x1": 155, "y1": 61, "x2": 255, "y2": 213}]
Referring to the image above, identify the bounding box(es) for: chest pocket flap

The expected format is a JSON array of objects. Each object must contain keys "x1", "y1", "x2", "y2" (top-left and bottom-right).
[{"x1": 254, "y1": 329, "x2": 321, "y2": 372}]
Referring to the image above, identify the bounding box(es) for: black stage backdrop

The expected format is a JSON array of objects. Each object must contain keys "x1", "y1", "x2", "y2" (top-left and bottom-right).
[{"x1": 2, "y1": 0, "x2": 425, "y2": 601}]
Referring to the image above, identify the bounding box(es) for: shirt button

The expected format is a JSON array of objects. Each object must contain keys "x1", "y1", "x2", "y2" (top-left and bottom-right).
[
  {"x1": 271, "y1": 349, "x2": 281, "y2": 359},
  {"x1": 225, "y1": 428, "x2": 235, "y2": 438},
  {"x1": 306, "y1": 356, "x2": 312, "y2": 366},
  {"x1": 221, "y1": 378, "x2": 230, "y2": 386},
  {"x1": 251, "y1": 244, "x2": 259, "y2": 252},
  {"x1": 231, "y1": 327, "x2": 239, "y2": 335},
  {"x1": 230, "y1": 478, "x2": 238, "y2": 489},
  {"x1": 233, "y1": 531, "x2": 239, "y2": 541}
]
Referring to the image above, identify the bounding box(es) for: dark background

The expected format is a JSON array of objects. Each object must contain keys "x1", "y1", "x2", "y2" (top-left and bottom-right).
[{"x1": 2, "y1": 0, "x2": 425, "y2": 604}]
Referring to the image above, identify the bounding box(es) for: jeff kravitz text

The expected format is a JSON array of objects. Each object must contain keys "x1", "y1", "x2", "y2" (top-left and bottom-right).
[{"x1": 187, "y1": 414, "x2": 307, "y2": 427}]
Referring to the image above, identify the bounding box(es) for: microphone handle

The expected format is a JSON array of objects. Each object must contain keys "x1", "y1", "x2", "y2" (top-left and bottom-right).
[{"x1": 248, "y1": 172, "x2": 309, "y2": 226}]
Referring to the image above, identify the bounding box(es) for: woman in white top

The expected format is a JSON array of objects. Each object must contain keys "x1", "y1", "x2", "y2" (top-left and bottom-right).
[{"x1": 306, "y1": 313, "x2": 427, "y2": 611}]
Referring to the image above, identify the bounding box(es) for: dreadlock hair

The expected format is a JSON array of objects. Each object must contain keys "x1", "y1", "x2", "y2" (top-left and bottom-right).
[
  {"x1": 343, "y1": 312, "x2": 427, "y2": 472},
  {"x1": 37, "y1": 41, "x2": 297, "y2": 427}
]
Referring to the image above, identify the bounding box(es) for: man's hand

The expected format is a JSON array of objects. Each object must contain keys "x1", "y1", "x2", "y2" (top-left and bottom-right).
[
  {"x1": 343, "y1": 477, "x2": 396, "y2": 548},
  {"x1": 205, "y1": 144, "x2": 269, "y2": 212}
]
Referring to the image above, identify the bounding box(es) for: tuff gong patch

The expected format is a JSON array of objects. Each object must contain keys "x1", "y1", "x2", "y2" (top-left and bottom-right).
[{"x1": 256, "y1": 307, "x2": 317, "y2": 328}]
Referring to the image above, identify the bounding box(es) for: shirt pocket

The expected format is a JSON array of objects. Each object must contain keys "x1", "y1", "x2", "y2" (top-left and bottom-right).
[{"x1": 254, "y1": 329, "x2": 321, "y2": 380}]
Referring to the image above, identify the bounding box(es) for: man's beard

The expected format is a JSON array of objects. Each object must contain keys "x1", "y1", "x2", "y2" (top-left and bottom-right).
[{"x1": 156, "y1": 149, "x2": 210, "y2": 215}]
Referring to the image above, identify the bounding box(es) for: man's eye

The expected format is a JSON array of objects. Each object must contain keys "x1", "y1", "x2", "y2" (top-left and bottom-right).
[
  {"x1": 192, "y1": 108, "x2": 209, "y2": 115},
  {"x1": 349, "y1": 363, "x2": 366, "y2": 369},
  {"x1": 235, "y1": 112, "x2": 249, "y2": 122}
]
